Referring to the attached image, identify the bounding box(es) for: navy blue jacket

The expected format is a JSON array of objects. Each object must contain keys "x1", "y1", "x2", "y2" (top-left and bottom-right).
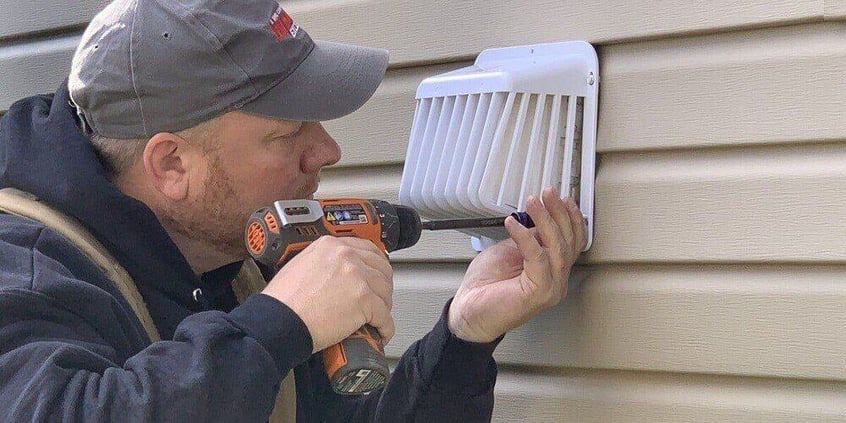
[{"x1": 0, "y1": 82, "x2": 499, "y2": 422}]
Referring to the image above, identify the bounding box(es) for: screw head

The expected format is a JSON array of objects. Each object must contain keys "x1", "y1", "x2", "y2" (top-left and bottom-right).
[{"x1": 587, "y1": 72, "x2": 596, "y2": 85}]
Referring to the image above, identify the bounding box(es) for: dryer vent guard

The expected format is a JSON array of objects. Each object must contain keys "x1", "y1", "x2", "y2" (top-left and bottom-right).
[{"x1": 399, "y1": 41, "x2": 598, "y2": 251}]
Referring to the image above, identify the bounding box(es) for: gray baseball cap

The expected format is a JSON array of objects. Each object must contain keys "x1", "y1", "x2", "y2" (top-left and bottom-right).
[{"x1": 69, "y1": 0, "x2": 389, "y2": 139}]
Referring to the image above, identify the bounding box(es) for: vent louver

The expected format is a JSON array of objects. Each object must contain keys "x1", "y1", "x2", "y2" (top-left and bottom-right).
[{"x1": 399, "y1": 41, "x2": 598, "y2": 250}]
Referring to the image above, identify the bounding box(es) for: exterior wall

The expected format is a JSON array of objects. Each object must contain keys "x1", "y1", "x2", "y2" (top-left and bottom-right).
[{"x1": 2, "y1": 1, "x2": 845, "y2": 421}]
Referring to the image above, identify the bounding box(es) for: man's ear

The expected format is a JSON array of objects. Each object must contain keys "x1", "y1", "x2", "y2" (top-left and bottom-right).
[{"x1": 142, "y1": 132, "x2": 196, "y2": 201}]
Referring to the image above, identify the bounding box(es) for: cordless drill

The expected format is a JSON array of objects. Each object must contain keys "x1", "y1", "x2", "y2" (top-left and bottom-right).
[{"x1": 245, "y1": 198, "x2": 534, "y2": 395}]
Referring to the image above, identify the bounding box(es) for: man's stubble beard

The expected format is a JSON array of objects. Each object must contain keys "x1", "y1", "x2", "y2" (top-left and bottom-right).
[{"x1": 160, "y1": 154, "x2": 248, "y2": 261}]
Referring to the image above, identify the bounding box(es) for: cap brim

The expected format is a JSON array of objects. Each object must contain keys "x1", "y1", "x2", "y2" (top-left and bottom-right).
[{"x1": 241, "y1": 41, "x2": 388, "y2": 122}]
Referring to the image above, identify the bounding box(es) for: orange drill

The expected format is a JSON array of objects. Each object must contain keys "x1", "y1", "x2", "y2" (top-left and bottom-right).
[
  {"x1": 245, "y1": 198, "x2": 534, "y2": 395},
  {"x1": 245, "y1": 199, "x2": 421, "y2": 395}
]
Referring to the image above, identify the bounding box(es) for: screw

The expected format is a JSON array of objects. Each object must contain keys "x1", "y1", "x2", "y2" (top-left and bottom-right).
[{"x1": 587, "y1": 72, "x2": 596, "y2": 85}]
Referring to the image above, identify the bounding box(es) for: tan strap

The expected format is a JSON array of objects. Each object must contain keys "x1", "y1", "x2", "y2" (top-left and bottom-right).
[
  {"x1": 232, "y1": 259, "x2": 297, "y2": 422},
  {"x1": 0, "y1": 188, "x2": 161, "y2": 342},
  {"x1": 231, "y1": 258, "x2": 269, "y2": 304},
  {"x1": 270, "y1": 373, "x2": 298, "y2": 423}
]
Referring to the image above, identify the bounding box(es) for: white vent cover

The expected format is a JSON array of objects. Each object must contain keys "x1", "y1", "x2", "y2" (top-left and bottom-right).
[{"x1": 399, "y1": 41, "x2": 598, "y2": 251}]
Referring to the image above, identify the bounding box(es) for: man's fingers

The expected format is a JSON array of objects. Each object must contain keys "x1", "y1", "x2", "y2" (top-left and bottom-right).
[
  {"x1": 367, "y1": 296, "x2": 395, "y2": 345},
  {"x1": 565, "y1": 198, "x2": 587, "y2": 252},
  {"x1": 526, "y1": 194, "x2": 565, "y2": 280},
  {"x1": 542, "y1": 187, "x2": 575, "y2": 248},
  {"x1": 356, "y1": 248, "x2": 394, "y2": 282},
  {"x1": 505, "y1": 213, "x2": 550, "y2": 280},
  {"x1": 334, "y1": 237, "x2": 393, "y2": 281},
  {"x1": 362, "y1": 265, "x2": 393, "y2": 310},
  {"x1": 527, "y1": 195, "x2": 560, "y2": 250},
  {"x1": 335, "y1": 236, "x2": 384, "y2": 255}
]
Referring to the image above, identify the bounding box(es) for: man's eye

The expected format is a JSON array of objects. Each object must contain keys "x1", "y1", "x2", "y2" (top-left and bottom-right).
[{"x1": 280, "y1": 123, "x2": 305, "y2": 139}]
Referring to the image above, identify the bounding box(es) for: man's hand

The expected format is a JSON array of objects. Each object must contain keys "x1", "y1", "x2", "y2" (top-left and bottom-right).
[
  {"x1": 261, "y1": 236, "x2": 395, "y2": 353},
  {"x1": 448, "y1": 187, "x2": 587, "y2": 343}
]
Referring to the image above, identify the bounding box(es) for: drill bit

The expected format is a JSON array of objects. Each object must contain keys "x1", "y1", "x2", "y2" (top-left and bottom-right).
[{"x1": 420, "y1": 212, "x2": 534, "y2": 231}]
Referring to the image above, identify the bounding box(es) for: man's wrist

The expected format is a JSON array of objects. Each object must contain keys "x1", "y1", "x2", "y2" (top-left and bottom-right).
[{"x1": 447, "y1": 298, "x2": 502, "y2": 343}]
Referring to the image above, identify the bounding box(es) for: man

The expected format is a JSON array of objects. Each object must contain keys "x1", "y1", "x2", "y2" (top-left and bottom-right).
[{"x1": 0, "y1": 0, "x2": 586, "y2": 421}]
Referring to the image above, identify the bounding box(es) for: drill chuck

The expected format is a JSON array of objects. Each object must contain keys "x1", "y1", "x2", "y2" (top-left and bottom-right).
[
  {"x1": 393, "y1": 205, "x2": 423, "y2": 251},
  {"x1": 370, "y1": 201, "x2": 422, "y2": 253}
]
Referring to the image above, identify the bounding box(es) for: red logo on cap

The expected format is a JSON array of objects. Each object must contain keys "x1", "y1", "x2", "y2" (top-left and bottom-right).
[{"x1": 269, "y1": 4, "x2": 299, "y2": 41}]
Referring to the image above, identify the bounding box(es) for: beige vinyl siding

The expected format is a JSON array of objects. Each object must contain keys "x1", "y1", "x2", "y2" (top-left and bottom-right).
[
  {"x1": 0, "y1": 0, "x2": 100, "y2": 39},
  {"x1": 3, "y1": 1, "x2": 846, "y2": 421},
  {"x1": 287, "y1": 0, "x2": 825, "y2": 66},
  {"x1": 387, "y1": 263, "x2": 846, "y2": 379},
  {"x1": 491, "y1": 371, "x2": 846, "y2": 422},
  {"x1": 0, "y1": 36, "x2": 80, "y2": 110},
  {"x1": 827, "y1": 0, "x2": 846, "y2": 19}
]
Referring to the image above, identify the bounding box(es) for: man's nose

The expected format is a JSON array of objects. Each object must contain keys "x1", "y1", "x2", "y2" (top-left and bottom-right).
[{"x1": 301, "y1": 122, "x2": 341, "y2": 174}]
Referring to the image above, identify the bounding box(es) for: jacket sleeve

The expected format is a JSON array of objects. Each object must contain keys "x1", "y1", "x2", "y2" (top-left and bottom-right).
[
  {"x1": 300, "y1": 299, "x2": 503, "y2": 423},
  {"x1": 0, "y1": 230, "x2": 313, "y2": 423}
]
